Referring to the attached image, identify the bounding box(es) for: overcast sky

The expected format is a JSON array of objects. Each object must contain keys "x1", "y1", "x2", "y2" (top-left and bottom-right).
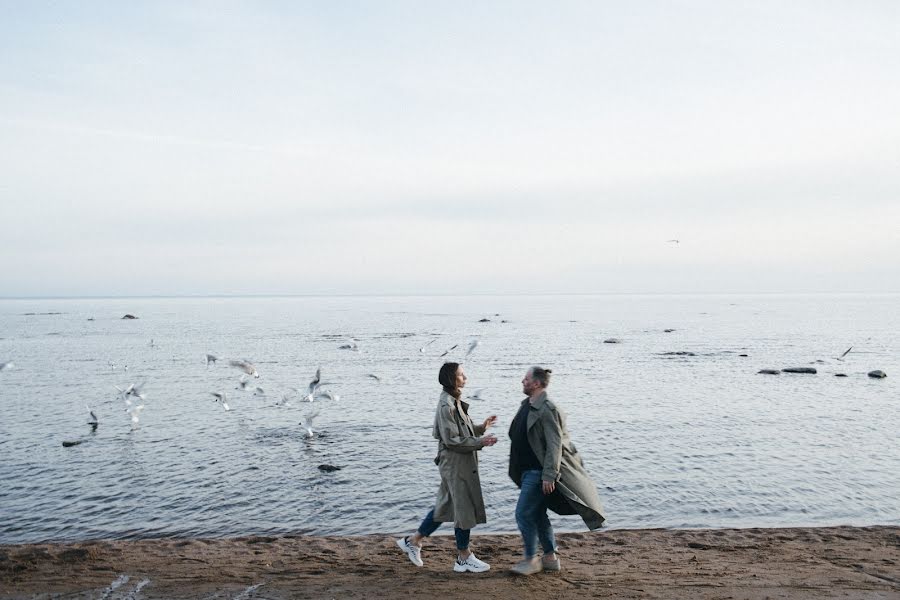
[{"x1": 2, "y1": 2, "x2": 898, "y2": 296}]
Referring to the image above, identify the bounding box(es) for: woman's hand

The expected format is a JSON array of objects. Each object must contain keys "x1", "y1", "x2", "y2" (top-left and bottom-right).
[
  {"x1": 482, "y1": 415, "x2": 498, "y2": 430},
  {"x1": 480, "y1": 434, "x2": 498, "y2": 447}
]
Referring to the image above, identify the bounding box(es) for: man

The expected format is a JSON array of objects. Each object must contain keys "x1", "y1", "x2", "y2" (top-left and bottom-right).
[{"x1": 508, "y1": 366, "x2": 605, "y2": 575}]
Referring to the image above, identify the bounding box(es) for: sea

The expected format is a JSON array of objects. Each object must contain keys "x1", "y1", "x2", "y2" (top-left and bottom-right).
[{"x1": 0, "y1": 293, "x2": 897, "y2": 544}]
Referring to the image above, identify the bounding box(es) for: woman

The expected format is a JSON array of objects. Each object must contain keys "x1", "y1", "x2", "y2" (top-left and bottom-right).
[{"x1": 396, "y1": 362, "x2": 498, "y2": 572}]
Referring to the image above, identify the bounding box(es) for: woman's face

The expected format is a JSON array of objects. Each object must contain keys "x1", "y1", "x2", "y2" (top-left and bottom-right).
[{"x1": 455, "y1": 366, "x2": 467, "y2": 389}]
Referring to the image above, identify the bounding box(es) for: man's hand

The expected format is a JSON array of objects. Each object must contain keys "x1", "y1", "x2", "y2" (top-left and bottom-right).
[{"x1": 542, "y1": 480, "x2": 555, "y2": 494}]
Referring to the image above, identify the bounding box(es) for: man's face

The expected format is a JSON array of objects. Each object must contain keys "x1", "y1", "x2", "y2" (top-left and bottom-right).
[{"x1": 522, "y1": 371, "x2": 541, "y2": 396}]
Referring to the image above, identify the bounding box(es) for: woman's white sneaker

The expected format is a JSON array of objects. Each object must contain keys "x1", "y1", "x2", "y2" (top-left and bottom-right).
[
  {"x1": 453, "y1": 553, "x2": 490, "y2": 573},
  {"x1": 396, "y1": 537, "x2": 423, "y2": 567}
]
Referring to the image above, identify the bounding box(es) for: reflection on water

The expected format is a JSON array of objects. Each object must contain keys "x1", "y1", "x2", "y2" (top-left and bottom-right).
[{"x1": 0, "y1": 294, "x2": 897, "y2": 543}]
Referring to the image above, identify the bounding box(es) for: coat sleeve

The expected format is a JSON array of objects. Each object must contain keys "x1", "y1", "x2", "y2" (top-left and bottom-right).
[
  {"x1": 437, "y1": 402, "x2": 484, "y2": 453},
  {"x1": 540, "y1": 407, "x2": 564, "y2": 482},
  {"x1": 472, "y1": 422, "x2": 486, "y2": 436}
]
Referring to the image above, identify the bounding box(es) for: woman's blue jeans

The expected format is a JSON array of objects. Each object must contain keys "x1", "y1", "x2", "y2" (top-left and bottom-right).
[
  {"x1": 515, "y1": 469, "x2": 557, "y2": 558},
  {"x1": 417, "y1": 507, "x2": 471, "y2": 550}
]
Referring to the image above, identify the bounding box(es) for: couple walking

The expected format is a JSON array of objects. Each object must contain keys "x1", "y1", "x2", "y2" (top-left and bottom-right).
[{"x1": 396, "y1": 362, "x2": 605, "y2": 575}]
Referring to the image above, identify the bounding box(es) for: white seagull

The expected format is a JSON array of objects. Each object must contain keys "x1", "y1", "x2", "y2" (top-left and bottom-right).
[
  {"x1": 466, "y1": 339, "x2": 479, "y2": 357},
  {"x1": 211, "y1": 392, "x2": 230, "y2": 411},
  {"x1": 230, "y1": 359, "x2": 260, "y2": 378},
  {"x1": 0, "y1": 361, "x2": 14, "y2": 372},
  {"x1": 299, "y1": 408, "x2": 320, "y2": 438}
]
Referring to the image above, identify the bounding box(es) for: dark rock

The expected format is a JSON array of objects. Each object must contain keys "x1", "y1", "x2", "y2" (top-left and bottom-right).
[
  {"x1": 758, "y1": 369, "x2": 780, "y2": 375},
  {"x1": 318, "y1": 464, "x2": 342, "y2": 472},
  {"x1": 660, "y1": 351, "x2": 695, "y2": 356},
  {"x1": 782, "y1": 367, "x2": 817, "y2": 374},
  {"x1": 478, "y1": 318, "x2": 491, "y2": 323},
  {"x1": 62, "y1": 440, "x2": 84, "y2": 447},
  {"x1": 834, "y1": 373, "x2": 848, "y2": 377},
  {"x1": 739, "y1": 354, "x2": 749, "y2": 357},
  {"x1": 868, "y1": 370, "x2": 887, "y2": 379},
  {"x1": 603, "y1": 338, "x2": 622, "y2": 344},
  {"x1": 87, "y1": 318, "x2": 95, "y2": 321},
  {"x1": 501, "y1": 320, "x2": 509, "y2": 323},
  {"x1": 121, "y1": 314, "x2": 138, "y2": 320},
  {"x1": 663, "y1": 328, "x2": 676, "y2": 333}
]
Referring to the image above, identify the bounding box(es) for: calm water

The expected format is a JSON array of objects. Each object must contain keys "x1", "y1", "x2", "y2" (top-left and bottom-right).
[{"x1": 0, "y1": 294, "x2": 897, "y2": 544}]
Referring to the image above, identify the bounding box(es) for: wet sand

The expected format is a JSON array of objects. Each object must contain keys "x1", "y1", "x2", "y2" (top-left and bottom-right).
[{"x1": 2, "y1": 526, "x2": 899, "y2": 599}]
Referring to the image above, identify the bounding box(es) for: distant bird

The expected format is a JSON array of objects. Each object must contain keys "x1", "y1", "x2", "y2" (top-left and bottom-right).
[
  {"x1": 115, "y1": 382, "x2": 146, "y2": 402},
  {"x1": 418, "y1": 339, "x2": 437, "y2": 353},
  {"x1": 236, "y1": 375, "x2": 250, "y2": 390},
  {"x1": 466, "y1": 388, "x2": 486, "y2": 402},
  {"x1": 205, "y1": 354, "x2": 218, "y2": 367},
  {"x1": 299, "y1": 408, "x2": 321, "y2": 438},
  {"x1": 466, "y1": 339, "x2": 479, "y2": 357},
  {"x1": 338, "y1": 340, "x2": 359, "y2": 351},
  {"x1": 107, "y1": 361, "x2": 117, "y2": 370},
  {"x1": 211, "y1": 392, "x2": 230, "y2": 411},
  {"x1": 230, "y1": 359, "x2": 259, "y2": 378},
  {"x1": 148, "y1": 339, "x2": 156, "y2": 348},
  {"x1": 440, "y1": 344, "x2": 458, "y2": 358},
  {"x1": 0, "y1": 361, "x2": 13, "y2": 371},
  {"x1": 836, "y1": 346, "x2": 852, "y2": 361},
  {"x1": 252, "y1": 386, "x2": 266, "y2": 397},
  {"x1": 666, "y1": 239, "x2": 680, "y2": 245},
  {"x1": 304, "y1": 367, "x2": 322, "y2": 401},
  {"x1": 276, "y1": 393, "x2": 292, "y2": 407},
  {"x1": 316, "y1": 389, "x2": 340, "y2": 402},
  {"x1": 367, "y1": 373, "x2": 381, "y2": 382},
  {"x1": 86, "y1": 405, "x2": 99, "y2": 430},
  {"x1": 126, "y1": 403, "x2": 144, "y2": 428}
]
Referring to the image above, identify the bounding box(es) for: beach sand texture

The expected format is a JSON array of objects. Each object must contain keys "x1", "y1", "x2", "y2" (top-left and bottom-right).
[{"x1": 2, "y1": 526, "x2": 899, "y2": 599}]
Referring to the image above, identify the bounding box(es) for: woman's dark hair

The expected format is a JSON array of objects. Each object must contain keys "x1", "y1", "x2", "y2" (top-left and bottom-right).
[{"x1": 439, "y1": 362, "x2": 461, "y2": 397}]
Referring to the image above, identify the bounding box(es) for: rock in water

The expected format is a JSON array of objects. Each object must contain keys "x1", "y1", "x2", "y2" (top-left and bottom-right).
[
  {"x1": 62, "y1": 440, "x2": 84, "y2": 447},
  {"x1": 868, "y1": 370, "x2": 887, "y2": 379},
  {"x1": 603, "y1": 338, "x2": 622, "y2": 344},
  {"x1": 663, "y1": 328, "x2": 676, "y2": 333},
  {"x1": 834, "y1": 373, "x2": 848, "y2": 377},
  {"x1": 478, "y1": 318, "x2": 491, "y2": 323},
  {"x1": 782, "y1": 367, "x2": 817, "y2": 374},
  {"x1": 318, "y1": 464, "x2": 342, "y2": 472},
  {"x1": 758, "y1": 369, "x2": 780, "y2": 375},
  {"x1": 121, "y1": 314, "x2": 138, "y2": 320}
]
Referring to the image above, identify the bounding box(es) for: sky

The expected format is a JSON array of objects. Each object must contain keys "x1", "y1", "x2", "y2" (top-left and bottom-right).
[{"x1": 1, "y1": 1, "x2": 898, "y2": 296}]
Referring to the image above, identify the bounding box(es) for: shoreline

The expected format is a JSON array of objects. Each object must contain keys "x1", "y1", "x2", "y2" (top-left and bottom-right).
[{"x1": 2, "y1": 526, "x2": 899, "y2": 599}]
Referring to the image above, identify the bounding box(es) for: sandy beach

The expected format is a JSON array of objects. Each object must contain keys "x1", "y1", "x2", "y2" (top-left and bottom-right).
[{"x1": 2, "y1": 526, "x2": 899, "y2": 599}]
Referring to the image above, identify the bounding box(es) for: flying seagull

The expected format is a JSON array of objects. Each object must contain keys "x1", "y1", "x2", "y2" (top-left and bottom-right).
[
  {"x1": 440, "y1": 344, "x2": 458, "y2": 358},
  {"x1": 666, "y1": 239, "x2": 680, "y2": 245},
  {"x1": 418, "y1": 339, "x2": 437, "y2": 353},
  {"x1": 466, "y1": 388, "x2": 486, "y2": 402},
  {"x1": 205, "y1": 354, "x2": 218, "y2": 367},
  {"x1": 230, "y1": 359, "x2": 260, "y2": 378},
  {"x1": 86, "y1": 405, "x2": 99, "y2": 430},
  {"x1": 0, "y1": 361, "x2": 14, "y2": 371},
  {"x1": 299, "y1": 408, "x2": 320, "y2": 438},
  {"x1": 211, "y1": 392, "x2": 230, "y2": 411},
  {"x1": 466, "y1": 339, "x2": 479, "y2": 357}
]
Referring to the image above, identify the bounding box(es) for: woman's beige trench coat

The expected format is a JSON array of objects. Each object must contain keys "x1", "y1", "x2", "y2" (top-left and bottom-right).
[{"x1": 431, "y1": 391, "x2": 488, "y2": 530}]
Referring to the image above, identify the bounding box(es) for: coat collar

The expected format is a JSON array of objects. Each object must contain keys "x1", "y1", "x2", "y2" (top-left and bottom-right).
[{"x1": 526, "y1": 391, "x2": 548, "y2": 429}]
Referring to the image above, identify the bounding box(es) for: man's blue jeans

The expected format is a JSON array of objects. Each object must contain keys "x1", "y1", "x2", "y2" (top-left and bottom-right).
[
  {"x1": 417, "y1": 507, "x2": 471, "y2": 550},
  {"x1": 515, "y1": 469, "x2": 557, "y2": 558}
]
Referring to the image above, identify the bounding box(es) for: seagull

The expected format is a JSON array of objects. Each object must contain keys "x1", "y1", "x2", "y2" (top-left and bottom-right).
[
  {"x1": 0, "y1": 361, "x2": 13, "y2": 371},
  {"x1": 367, "y1": 374, "x2": 381, "y2": 382},
  {"x1": 666, "y1": 239, "x2": 680, "y2": 245},
  {"x1": 338, "y1": 340, "x2": 359, "y2": 351},
  {"x1": 299, "y1": 408, "x2": 320, "y2": 438},
  {"x1": 440, "y1": 344, "x2": 458, "y2": 358},
  {"x1": 466, "y1": 339, "x2": 479, "y2": 357},
  {"x1": 316, "y1": 389, "x2": 340, "y2": 402},
  {"x1": 230, "y1": 359, "x2": 260, "y2": 378},
  {"x1": 306, "y1": 367, "x2": 322, "y2": 401},
  {"x1": 466, "y1": 388, "x2": 486, "y2": 402},
  {"x1": 211, "y1": 392, "x2": 230, "y2": 411},
  {"x1": 418, "y1": 339, "x2": 437, "y2": 353},
  {"x1": 148, "y1": 339, "x2": 156, "y2": 348},
  {"x1": 86, "y1": 405, "x2": 99, "y2": 430},
  {"x1": 115, "y1": 382, "x2": 146, "y2": 402},
  {"x1": 836, "y1": 346, "x2": 852, "y2": 361},
  {"x1": 252, "y1": 386, "x2": 266, "y2": 397},
  {"x1": 236, "y1": 374, "x2": 250, "y2": 390},
  {"x1": 205, "y1": 354, "x2": 218, "y2": 367},
  {"x1": 126, "y1": 403, "x2": 144, "y2": 428}
]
